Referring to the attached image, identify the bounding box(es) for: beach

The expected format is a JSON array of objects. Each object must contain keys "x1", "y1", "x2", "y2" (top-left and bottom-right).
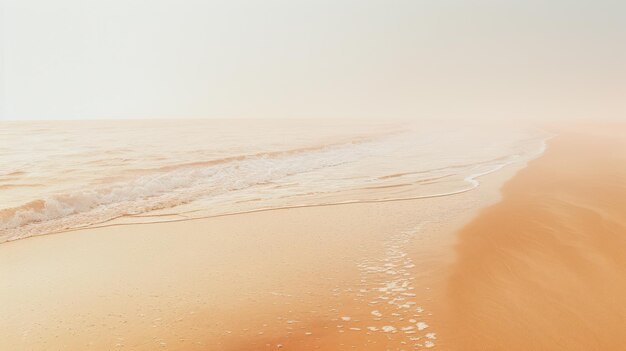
[
  {"x1": 1, "y1": 120, "x2": 539, "y2": 350},
  {"x1": 443, "y1": 123, "x2": 626, "y2": 350},
  {"x1": 3, "y1": 0, "x2": 625, "y2": 348},
  {"x1": 0, "y1": 163, "x2": 516, "y2": 350},
  {"x1": 3, "y1": 121, "x2": 625, "y2": 350}
]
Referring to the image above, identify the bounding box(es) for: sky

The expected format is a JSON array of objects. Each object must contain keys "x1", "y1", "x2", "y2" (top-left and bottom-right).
[{"x1": 1, "y1": 0, "x2": 625, "y2": 121}]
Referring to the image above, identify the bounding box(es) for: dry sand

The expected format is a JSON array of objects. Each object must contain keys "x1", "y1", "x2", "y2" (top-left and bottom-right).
[{"x1": 444, "y1": 123, "x2": 626, "y2": 350}]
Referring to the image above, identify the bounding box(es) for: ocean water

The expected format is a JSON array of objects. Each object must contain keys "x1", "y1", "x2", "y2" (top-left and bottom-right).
[{"x1": 0, "y1": 119, "x2": 548, "y2": 242}]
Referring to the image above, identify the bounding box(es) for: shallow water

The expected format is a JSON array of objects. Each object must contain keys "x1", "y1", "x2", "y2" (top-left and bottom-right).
[{"x1": 1, "y1": 119, "x2": 546, "y2": 242}]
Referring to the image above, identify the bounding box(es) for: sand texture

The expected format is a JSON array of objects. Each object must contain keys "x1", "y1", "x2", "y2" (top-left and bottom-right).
[
  {"x1": 445, "y1": 124, "x2": 626, "y2": 350},
  {"x1": 2, "y1": 123, "x2": 624, "y2": 350}
]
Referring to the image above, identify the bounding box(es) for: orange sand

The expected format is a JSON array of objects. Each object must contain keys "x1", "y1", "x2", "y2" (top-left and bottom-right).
[
  {"x1": 5, "y1": 123, "x2": 624, "y2": 351},
  {"x1": 444, "y1": 124, "x2": 626, "y2": 350}
]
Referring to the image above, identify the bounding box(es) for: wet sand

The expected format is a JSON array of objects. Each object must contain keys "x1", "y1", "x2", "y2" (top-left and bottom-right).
[
  {"x1": 0, "y1": 159, "x2": 519, "y2": 350},
  {"x1": 444, "y1": 124, "x2": 626, "y2": 350}
]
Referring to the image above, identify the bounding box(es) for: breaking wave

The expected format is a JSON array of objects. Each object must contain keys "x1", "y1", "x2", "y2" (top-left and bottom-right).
[
  {"x1": 0, "y1": 126, "x2": 552, "y2": 243},
  {"x1": 0, "y1": 138, "x2": 403, "y2": 241}
]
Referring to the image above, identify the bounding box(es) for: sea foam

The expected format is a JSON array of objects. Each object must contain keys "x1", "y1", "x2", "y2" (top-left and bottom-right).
[{"x1": 0, "y1": 122, "x2": 550, "y2": 242}]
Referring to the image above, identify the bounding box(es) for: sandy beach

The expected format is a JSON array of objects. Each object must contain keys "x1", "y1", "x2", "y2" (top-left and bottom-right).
[
  {"x1": 1, "y1": 123, "x2": 625, "y2": 350},
  {"x1": 444, "y1": 123, "x2": 626, "y2": 350},
  {"x1": 0, "y1": 129, "x2": 526, "y2": 350},
  {"x1": 0, "y1": 198, "x2": 446, "y2": 350},
  {"x1": 3, "y1": 0, "x2": 625, "y2": 349}
]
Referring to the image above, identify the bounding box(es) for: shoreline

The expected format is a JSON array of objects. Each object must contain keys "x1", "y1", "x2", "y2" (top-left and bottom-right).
[
  {"x1": 0, "y1": 149, "x2": 528, "y2": 350},
  {"x1": 2, "y1": 136, "x2": 547, "y2": 244},
  {"x1": 0, "y1": 120, "x2": 548, "y2": 245}
]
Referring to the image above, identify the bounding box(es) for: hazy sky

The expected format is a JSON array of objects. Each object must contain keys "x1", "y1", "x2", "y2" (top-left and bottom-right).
[{"x1": 1, "y1": 0, "x2": 624, "y2": 121}]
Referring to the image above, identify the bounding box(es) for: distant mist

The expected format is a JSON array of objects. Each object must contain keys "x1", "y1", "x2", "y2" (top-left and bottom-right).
[{"x1": 1, "y1": 0, "x2": 625, "y2": 121}]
